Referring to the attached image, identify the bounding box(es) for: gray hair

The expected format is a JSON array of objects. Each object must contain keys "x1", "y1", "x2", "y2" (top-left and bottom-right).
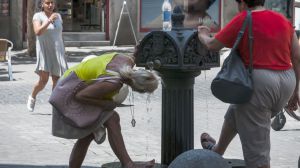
[{"x1": 119, "y1": 66, "x2": 159, "y2": 93}]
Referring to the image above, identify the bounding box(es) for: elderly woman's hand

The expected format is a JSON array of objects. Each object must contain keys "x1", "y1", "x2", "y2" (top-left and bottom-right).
[{"x1": 102, "y1": 101, "x2": 119, "y2": 111}]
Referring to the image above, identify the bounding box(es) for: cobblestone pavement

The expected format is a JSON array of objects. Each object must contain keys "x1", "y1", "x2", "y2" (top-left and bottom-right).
[{"x1": 0, "y1": 47, "x2": 299, "y2": 168}]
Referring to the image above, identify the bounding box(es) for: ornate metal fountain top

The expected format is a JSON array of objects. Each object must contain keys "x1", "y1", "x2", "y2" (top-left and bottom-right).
[
  {"x1": 135, "y1": 5, "x2": 220, "y2": 72},
  {"x1": 171, "y1": 6, "x2": 185, "y2": 29}
]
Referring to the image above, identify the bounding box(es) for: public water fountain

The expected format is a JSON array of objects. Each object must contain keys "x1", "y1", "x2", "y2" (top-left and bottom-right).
[{"x1": 135, "y1": 6, "x2": 220, "y2": 166}]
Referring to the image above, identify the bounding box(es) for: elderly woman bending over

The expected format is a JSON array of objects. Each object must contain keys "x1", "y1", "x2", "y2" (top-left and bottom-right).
[{"x1": 52, "y1": 52, "x2": 159, "y2": 168}]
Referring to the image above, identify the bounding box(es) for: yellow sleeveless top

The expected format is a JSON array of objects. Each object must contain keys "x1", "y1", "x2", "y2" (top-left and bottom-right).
[
  {"x1": 63, "y1": 52, "x2": 117, "y2": 81},
  {"x1": 62, "y1": 52, "x2": 119, "y2": 99}
]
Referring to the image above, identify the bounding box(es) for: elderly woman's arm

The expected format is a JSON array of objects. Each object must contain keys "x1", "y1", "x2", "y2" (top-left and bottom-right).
[
  {"x1": 75, "y1": 81, "x2": 122, "y2": 110},
  {"x1": 287, "y1": 33, "x2": 300, "y2": 111},
  {"x1": 197, "y1": 26, "x2": 225, "y2": 51}
]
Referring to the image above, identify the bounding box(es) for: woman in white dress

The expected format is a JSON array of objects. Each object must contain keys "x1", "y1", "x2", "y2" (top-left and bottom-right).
[{"x1": 27, "y1": 0, "x2": 68, "y2": 112}]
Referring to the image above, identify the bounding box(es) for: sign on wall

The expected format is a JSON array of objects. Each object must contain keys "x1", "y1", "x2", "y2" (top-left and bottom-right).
[
  {"x1": 0, "y1": 0, "x2": 9, "y2": 16},
  {"x1": 139, "y1": 0, "x2": 221, "y2": 32}
]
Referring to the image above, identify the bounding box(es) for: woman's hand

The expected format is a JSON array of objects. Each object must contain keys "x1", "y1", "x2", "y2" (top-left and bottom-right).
[
  {"x1": 197, "y1": 26, "x2": 224, "y2": 51},
  {"x1": 33, "y1": 13, "x2": 59, "y2": 36},
  {"x1": 48, "y1": 13, "x2": 59, "y2": 23},
  {"x1": 198, "y1": 26, "x2": 211, "y2": 36},
  {"x1": 287, "y1": 90, "x2": 300, "y2": 111}
]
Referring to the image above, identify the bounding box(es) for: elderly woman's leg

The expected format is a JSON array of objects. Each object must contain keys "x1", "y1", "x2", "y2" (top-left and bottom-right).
[
  {"x1": 104, "y1": 112, "x2": 155, "y2": 168},
  {"x1": 69, "y1": 134, "x2": 94, "y2": 168}
]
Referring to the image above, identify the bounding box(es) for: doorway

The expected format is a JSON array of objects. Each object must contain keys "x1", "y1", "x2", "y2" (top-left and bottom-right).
[{"x1": 56, "y1": 0, "x2": 108, "y2": 32}]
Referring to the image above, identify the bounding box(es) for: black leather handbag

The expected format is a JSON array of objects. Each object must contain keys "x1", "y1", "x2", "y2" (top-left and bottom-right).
[{"x1": 211, "y1": 10, "x2": 253, "y2": 104}]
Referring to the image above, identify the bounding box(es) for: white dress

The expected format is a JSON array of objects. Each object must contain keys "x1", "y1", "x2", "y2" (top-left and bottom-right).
[{"x1": 33, "y1": 12, "x2": 68, "y2": 76}]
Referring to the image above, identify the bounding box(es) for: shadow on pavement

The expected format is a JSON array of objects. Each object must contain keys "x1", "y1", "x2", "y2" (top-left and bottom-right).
[
  {"x1": 101, "y1": 162, "x2": 167, "y2": 168},
  {"x1": 32, "y1": 113, "x2": 52, "y2": 116},
  {"x1": 0, "y1": 71, "x2": 25, "y2": 75},
  {"x1": 280, "y1": 128, "x2": 300, "y2": 132},
  {"x1": 0, "y1": 76, "x2": 17, "y2": 81},
  {"x1": 0, "y1": 165, "x2": 98, "y2": 168},
  {"x1": 66, "y1": 48, "x2": 133, "y2": 58},
  {"x1": 0, "y1": 70, "x2": 26, "y2": 81},
  {"x1": 10, "y1": 48, "x2": 134, "y2": 64},
  {"x1": 11, "y1": 52, "x2": 36, "y2": 65}
]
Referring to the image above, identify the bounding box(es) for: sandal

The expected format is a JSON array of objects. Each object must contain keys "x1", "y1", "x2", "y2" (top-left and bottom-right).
[{"x1": 200, "y1": 133, "x2": 216, "y2": 150}]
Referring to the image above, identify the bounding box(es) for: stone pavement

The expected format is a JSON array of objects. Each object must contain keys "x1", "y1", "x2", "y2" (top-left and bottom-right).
[{"x1": 0, "y1": 46, "x2": 299, "y2": 168}]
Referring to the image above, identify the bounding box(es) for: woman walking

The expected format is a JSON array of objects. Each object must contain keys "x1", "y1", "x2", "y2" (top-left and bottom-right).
[
  {"x1": 198, "y1": 0, "x2": 300, "y2": 167},
  {"x1": 27, "y1": 0, "x2": 68, "y2": 112}
]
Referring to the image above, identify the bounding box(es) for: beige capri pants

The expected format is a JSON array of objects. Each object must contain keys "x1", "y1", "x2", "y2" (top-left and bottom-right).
[{"x1": 225, "y1": 69, "x2": 296, "y2": 168}]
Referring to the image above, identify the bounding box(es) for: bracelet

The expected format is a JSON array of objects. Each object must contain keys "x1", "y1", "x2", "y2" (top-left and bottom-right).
[{"x1": 48, "y1": 19, "x2": 53, "y2": 24}]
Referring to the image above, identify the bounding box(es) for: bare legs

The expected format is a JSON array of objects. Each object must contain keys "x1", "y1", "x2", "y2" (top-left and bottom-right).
[
  {"x1": 69, "y1": 134, "x2": 94, "y2": 168},
  {"x1": 212, "y1": 119, "x2": 237, "y2": 155},
  {"x1": 30, "y1": 71, "x2": 59, "y2": 98},
  {"x1": 51, "y1": 75, "x2": 59, "y2": 90},
  {"x1": 69, "y1": 112, "x2": 155, "y2": 168},
  {"x1": 104, "y1": 112, "x2": 133, "y2": 165},
  {"x1": 202, "y1": 120, "x2": 270, "y2": 168},
  {"x1": 31, "y1": 71, "x2": 49, "y2": 99}
]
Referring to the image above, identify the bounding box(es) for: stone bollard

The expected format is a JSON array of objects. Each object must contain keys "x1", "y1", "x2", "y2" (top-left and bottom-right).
[{"x1": 168, "y1": 149, "x2": 230, "y2": 168}]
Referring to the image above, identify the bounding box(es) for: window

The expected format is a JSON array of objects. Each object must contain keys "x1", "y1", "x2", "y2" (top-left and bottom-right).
[
  {"x1": 0, "y1": 0, "x2": 10, "y2": 16},
  {"x1": 265, "y1": 0, "x2": 293, "y2": 23},
  {"x1": 139, "y1": 0, "x2": 221, "y2": 32}
]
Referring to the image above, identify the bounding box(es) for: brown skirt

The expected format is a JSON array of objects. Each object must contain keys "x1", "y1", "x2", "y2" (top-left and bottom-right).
[{"x1": 52, "y1": 107, "x2": 115, "y2": 144}]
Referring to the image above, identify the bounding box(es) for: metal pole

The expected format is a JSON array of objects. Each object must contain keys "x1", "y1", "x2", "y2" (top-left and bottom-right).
[
  {"x1": 124, "y1": 1, "x2": 138, "y2": 45},
  {"x1": 112, "y1": 0, "x2": 125, "y2": 46}
]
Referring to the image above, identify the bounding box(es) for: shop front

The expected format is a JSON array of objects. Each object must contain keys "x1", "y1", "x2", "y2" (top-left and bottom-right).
[
  {"x1": 56, "y1": 0, "x2": 108, "y2": 33},
  {"x1": 20, "y1": 0, "x2": 110, "y2": 47}
]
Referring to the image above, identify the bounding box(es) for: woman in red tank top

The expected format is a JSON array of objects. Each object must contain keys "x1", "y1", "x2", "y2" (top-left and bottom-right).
[{"x1": 198, "y1": 0, "x2": 300, "y2": 167}]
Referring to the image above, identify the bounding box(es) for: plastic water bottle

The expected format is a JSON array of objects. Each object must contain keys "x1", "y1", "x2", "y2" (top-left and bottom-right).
[{"x1": 162, "y1": 0, "x2": 172, "y2": 31}]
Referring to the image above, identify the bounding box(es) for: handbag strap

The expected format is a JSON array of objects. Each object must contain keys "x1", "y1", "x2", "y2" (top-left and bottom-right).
[
  {"x1": 231, "y1": 10, "x2": 253, "y2": 75},
  {"x1": 247, "y1": 10, "x2": 253, "y2": 75},
  {"x1": 231, "y1": 11, "x2": 251, "y2": 51}
]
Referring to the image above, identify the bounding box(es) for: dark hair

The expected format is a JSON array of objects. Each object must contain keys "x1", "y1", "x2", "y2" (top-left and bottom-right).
[{"x1": 235, "y1": 0, "x2": 265, "y2": 7}]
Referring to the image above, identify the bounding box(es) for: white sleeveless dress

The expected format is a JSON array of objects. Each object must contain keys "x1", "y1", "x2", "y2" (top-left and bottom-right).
[{"x1": 33, "y1": 12, "x2": 68, "y2": 76}]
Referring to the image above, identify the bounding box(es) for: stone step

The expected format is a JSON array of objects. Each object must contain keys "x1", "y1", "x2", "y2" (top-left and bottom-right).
[
  {"x1": 64, "y1": 41, "x2": 110, "y2": 47},
  {"x1": 63, "y1": 32, "x2": 106, "y2": 41},
  {"x1": 23, "y1": 32, "x2": 109, "y2": 48}
]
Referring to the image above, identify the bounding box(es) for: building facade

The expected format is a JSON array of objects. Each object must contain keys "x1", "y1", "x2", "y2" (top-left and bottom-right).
[
  {"x1": 0, "y1": 0, "x2": 297, "y2": 49},
  {"x1": 0, "y1": 0, "x2": 24, "y2": 49}
]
